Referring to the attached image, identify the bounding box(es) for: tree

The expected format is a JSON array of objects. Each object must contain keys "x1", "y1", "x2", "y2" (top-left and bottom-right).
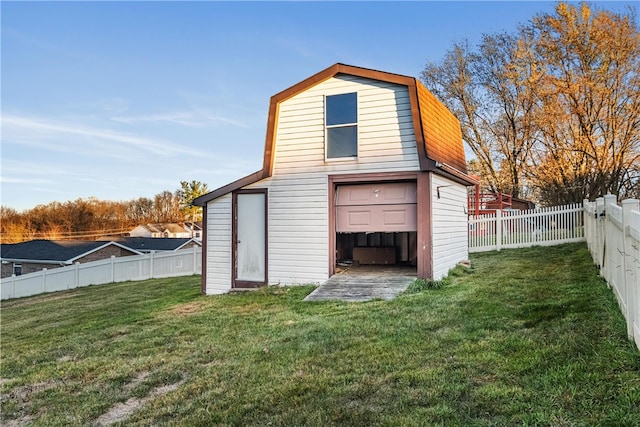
[
  {"x1": 421, "y1": 33, "x2": 537, "y2": 199},
  {"x1": 526, "y1": 2, "x2": 640, "y2": 203},
  {"x1": 177, "y1": 180, "x2": 209, "y2": 222},
  {"x1": 0, "y1": 181, "x2": 212, "y2": 242},
  {"x1": 153, "y1": 191, "x2": 182, "y2": 223},
  {"x1": 422, "y1": 1, "x2": 640, "y2": 205},
  {"x1": 125, "y1": 197, "x2": 155, "y2": 224}
]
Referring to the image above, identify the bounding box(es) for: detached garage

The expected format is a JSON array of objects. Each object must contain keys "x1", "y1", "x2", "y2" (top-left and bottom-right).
[{"x1": 194, "y1": 63, "x2": 476, "y2": 295}]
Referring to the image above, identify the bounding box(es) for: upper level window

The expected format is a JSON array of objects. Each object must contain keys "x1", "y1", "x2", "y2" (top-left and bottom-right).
[{"x1": 326, "y1": 92, "x2": 357, "y2": 159}]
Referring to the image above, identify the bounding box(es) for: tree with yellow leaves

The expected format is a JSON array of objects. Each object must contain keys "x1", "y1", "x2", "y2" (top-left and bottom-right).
[{"x1": 422, "y1": 2, "x2": 639, "y2": 205}]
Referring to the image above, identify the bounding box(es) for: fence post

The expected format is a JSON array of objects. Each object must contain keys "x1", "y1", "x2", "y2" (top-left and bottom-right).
[
  {"x1": 11, "y1": 274, "x2": 16, "y2": 300},
  {"x1": 74, "y1": 262, "x2": 80, "y2": 289},
  {"x1": 41, "y1": 268, "x2": 47, "y2": 293},
  {"x1": 150, "y1": 251, "x2": 155, "y2": 279},
  {"x1": 604, "y1": 195, "x2": 618, "y2": 284},
  {"x1": 622, "y1": 199, "x2": 639, "y2": 339},
  {"x1": 193, "y1": 245, "x2": 198, "y2": 274},
  {"x1": 110, "y1": 256, "x2": 116, "y2": 283},
  {"x1": 583, "y1": 199, "x2": 590, "y2": 252},
  {"x1": 496, "y1": 210, "x2": 502, "y2": 251},
  {"x1": 595, "y1": 197, "x2": 605, "y2": 274}
]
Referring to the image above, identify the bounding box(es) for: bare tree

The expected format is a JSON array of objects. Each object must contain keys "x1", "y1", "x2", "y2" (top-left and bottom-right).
[
  {"x1": 153, "y1": 191, "x2": 182, "y2": 223},
  {"x1": 421, "y1": 33, "x2": 537, "y2": 198}
]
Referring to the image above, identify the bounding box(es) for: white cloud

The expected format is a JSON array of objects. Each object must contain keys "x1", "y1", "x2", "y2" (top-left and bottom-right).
[
  {"x1": 1, "y1": 114, "x2": 213, "y2": 159},
  {"x1": 0, "y1": 177, "x2": 52, "y2": 184},
  {"x1": 110, "y1": 109, "x2": 248, "y2": 128}
]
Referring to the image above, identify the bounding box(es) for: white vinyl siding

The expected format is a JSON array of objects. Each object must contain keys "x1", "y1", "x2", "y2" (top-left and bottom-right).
[
  {"x1": 245, "y1": 174, "x2": 329, "y2": 285},
  {"x1": 431, "y1": 174, "x2": 469, "y2": 280},
  {"x1": 205, "y1": 194, "x2": 232, "y2": 294},
  {"x1": 273, "y1": 75, "x2": 419, "y2": 176}
]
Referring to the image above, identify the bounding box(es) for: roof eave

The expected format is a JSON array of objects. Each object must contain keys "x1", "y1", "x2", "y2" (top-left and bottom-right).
[
  {"x1": 424, "y1": 159, "x2": 478, "y2": 186},
  {"x1": 192, "y1": 170, "x2": 265, "y2": 206}
]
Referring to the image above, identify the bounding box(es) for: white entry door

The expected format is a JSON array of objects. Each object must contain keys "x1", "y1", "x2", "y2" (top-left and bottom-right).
[{"x1": 234, "y1": 191, "x2": 267, "y2": 288}]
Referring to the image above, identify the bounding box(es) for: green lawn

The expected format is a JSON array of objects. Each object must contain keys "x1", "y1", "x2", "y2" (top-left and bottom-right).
[{"x1": 1, "y1": 243, "x2": 639, "y2": 426}]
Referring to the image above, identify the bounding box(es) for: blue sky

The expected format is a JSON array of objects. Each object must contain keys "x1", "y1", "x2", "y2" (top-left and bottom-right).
[{"x1": 1, "y1": 1, "x2": 635, "y2": 211}]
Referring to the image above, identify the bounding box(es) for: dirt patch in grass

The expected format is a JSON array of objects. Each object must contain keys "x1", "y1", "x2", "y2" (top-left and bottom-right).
[
  {"x1": 95, "y1": 378, "x2": 185, "y2": 426},
  {"x1": 159, "y1": 301, "x2": 207, "y2": 317},
  {"x1": 3, "y1": 380, "x2": 61, "y2": 404},
  {"x1": 2, "y1": 414, "x2": 35, "y2": 427},
  {"x1": 1, "y1": 380, "x2": 62, "y2": 426}
]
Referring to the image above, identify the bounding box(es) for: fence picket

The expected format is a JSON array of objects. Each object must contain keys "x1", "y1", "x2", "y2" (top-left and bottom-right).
[{"x1": 469, "y1": 203, "x2": 585, "y2": 253}]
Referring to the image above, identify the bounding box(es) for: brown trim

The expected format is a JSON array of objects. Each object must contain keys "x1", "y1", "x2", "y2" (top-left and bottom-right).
[
  {"x1": 328, "y1": 171, "x2": 420, "y2": 277},
  {"x1": 200, "y1": 204, "x2": 207, "y2": 295},
  {"x1": 427, "y1": 161, "x2": 478, "y2": 186},
  {"x1": 262, "y1": 101, "x2": 279, "y2": 177},
  {"x1": 416, "y1": 172, "x2": 433, "y2": 279},
  {"x1": 407, "y1": 82, "x2": 430, "y2": 171},
  {"x1": 193, "y1": 170, "x2": 264, "y2": 206},
  {"x1": 231, "y1": 189, "x2": 268, "y2": 289}
]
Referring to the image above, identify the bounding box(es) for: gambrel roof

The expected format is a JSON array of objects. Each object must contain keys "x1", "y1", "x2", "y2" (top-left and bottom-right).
[{"x1": 194, "y1": 63, "x2": 474, "y2": 206}]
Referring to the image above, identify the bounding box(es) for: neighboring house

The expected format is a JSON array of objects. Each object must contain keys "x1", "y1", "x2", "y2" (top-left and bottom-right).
[
  {"x1": 104, "y1": 237, "x2": 201, "y2": 254},
  {"x1": 183, "y1": 222, "x2": 203, "y2": 240},
  {"x1": 0, "y1": 240, "x2": 142, "y2": 278},
  {"x1": 193, "y1": 63, "x2": 476, "y2": 295},
  {"x1": 129, "y1": 223, "x2": 192, "y2": 239}
]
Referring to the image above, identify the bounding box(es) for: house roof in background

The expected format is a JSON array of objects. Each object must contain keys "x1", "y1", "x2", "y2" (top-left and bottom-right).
[
  {"x1": 194, "y1": 63, "x2": 474, "y2": 206},
  {"x1": 106, "y1": 237, "x2": 201, "y2": 251},
  {"x1": 136, "y1": 223, "x2": 190, "y2": 234},
  {"x1": 0, "y1": 240, "x2": 141, "y2": 263}
]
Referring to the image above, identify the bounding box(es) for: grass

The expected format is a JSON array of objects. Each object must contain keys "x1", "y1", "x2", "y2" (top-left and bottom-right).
[{"x1": 1, "y1": 243, "x2": 639, "y2": 426}]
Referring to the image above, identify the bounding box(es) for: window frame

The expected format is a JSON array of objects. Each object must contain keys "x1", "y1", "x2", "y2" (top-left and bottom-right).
[{"x1": 325, "y1": 92, "x2": 358, "y2": 161}]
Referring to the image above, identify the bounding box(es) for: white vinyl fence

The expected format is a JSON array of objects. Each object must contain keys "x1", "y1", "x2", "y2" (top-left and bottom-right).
[
  {"x1": 1, "y1": 246, "x2": 202, "y2": 300},
  {"x1": 584, "y1": 195, "x2": 640, "y2": 351},
  {"x1": 468, "y1": 203, "x2": 585, "y2": 253}
]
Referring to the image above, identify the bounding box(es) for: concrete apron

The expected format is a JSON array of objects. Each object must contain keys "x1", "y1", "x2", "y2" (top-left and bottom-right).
[{"x1": 303, "y1": 266, "x2": 417, "y2": 302}]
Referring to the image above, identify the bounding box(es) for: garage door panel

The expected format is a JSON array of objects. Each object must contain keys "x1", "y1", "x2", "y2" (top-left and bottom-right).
[
  {"x1": 336, "y1": 182, "x2": 417, "y2": 233},
  {"x1": 383, "y1": 209, "x2": 411, "y2": 226},
  {"x1": 337, "y1": 204, "x2": 417, "y2": 232},
  {"x1": 336, "y1": 182, "x2": 416, "y2": 206},
  {"x1": 347, "y1": 210, "x2": 371, "y2": 227}
]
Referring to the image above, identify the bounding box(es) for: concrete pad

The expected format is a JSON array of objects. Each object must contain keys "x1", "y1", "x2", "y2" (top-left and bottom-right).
[{"x1": 304, "y1": 266, "x2": 416, "y2": 302}]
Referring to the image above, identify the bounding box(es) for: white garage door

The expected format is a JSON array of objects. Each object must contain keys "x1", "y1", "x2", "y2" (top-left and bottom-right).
[{"x1": 336, "y1": 182, "x2": 417, "y2": 233}]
